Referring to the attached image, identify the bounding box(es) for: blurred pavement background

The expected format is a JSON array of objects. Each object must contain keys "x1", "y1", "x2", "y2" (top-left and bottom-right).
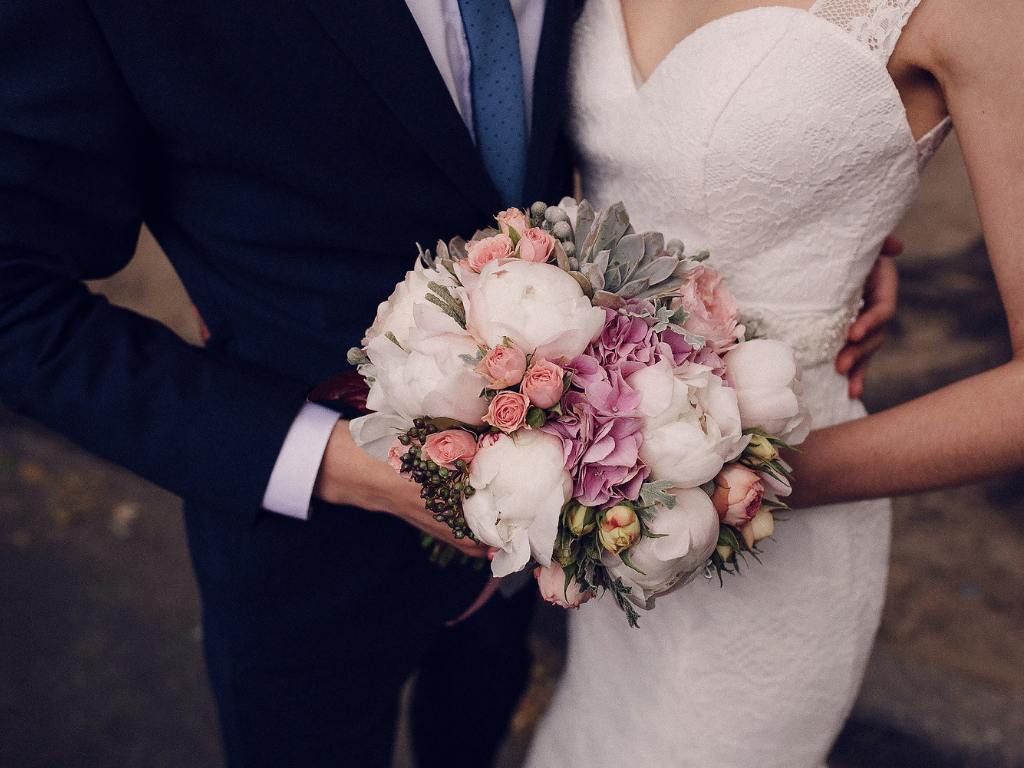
[{"x1": 1, "y1": 135, "x2": 1022, "y2": 768}]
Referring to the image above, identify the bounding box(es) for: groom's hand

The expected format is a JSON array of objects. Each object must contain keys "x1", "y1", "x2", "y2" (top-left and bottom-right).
[
  {"x1": 836, "y1": 236, "x2": 902, "y2": 399},
  {"x1": 314, "y1": 421, "x2": 488, "y2": 559}
]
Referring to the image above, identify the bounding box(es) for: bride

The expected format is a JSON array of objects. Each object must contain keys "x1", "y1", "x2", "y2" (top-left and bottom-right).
[{"x1": 526, "y1": 0, "x2": 1023, "y2": 766}]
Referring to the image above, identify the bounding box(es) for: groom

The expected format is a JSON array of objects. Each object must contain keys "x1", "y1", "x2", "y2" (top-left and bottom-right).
[{"x1": 0, "y1": 1, "x2": 898, "y2": 766}]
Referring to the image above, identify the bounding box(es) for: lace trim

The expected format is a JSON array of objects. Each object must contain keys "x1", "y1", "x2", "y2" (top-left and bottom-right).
[
  {"x1": 916, "y1": 116, "x2": 953, "y2": 169},
  {"x1": 809, "y1": 0, "x2": 923, "y2": 63},
  {"x1": 741, "y1": 295, "x2": 864, "y2": 368},
  {"x1": 810, "y1": 0, "x2": 950, "y2": 167}
]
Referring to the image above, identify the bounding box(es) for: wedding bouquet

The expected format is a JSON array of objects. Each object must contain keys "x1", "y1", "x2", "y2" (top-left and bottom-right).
[{"x1": 347, "y1": 199, "x2": 810, "y2": 626}]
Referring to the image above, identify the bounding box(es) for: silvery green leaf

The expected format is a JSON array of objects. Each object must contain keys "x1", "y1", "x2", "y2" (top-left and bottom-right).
[
  {"x1": 568, "y1": 271, "x2": 595, "y2": 298},
  {"x1": 604, "y1": 263, "x2": 624, "y2": 293},
  {"x1": 582, "y1": 202, "x2": 630, "y2": 259},
  {"x1": 459, "y1": 349, "x2": 484, "y2": 365},
  {"x1": 593, "y1": 290, "x2": 627, "y2": 310},
  {"x1": 591, "y1": 248, "x2": 610, "y2": 275},
  {"x1": 670, "y1": 305, "x2": 689, "y2": 325},
  {"x1": 435, "y1": 239, "x2": 449, "y2": 262},
  {"x1": 580, "y1": 261, "x2": 606, "y2": 292},
  {"x1": 640, "y1": 481, "x2": 678, "y2": 509},
  {"x1": 448, "y1": 237, "x2": 468, "y2": 262},
  {"x1": 385, "y1": 331, "x2": 404, "y2": 349},
  {"x1": 634, "y1": 255, "x2": 680, "y2": 285},
  {"x1": 574, "y1": 199, "x2": 596, "y2": 253},
  {"x1": 638, "y1": 232, "x2": 665, "y2": 270},
  {"x1": 635, "y1": 276, "x2": 684, "y2": 299},
  {"x1": 609, "y1": 232, "x2": 644, "y2": 276},
  {"x1": 691, "y1": 249, "x2": 711, "y2": 262},
  {"x1": 618, "y1": 278, "x2": 650, "y2": 299},
  {"x1": 568, "y1": 256, "x2": 580, "y2": 271},
  {"x1": 553, "y1": 240, "x2": 570, "y2": 271}
]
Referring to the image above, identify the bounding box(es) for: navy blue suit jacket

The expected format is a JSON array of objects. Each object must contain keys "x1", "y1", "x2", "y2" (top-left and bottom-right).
[{"x1": 0, "y1": 0, "x2": 578, "y2": 518}]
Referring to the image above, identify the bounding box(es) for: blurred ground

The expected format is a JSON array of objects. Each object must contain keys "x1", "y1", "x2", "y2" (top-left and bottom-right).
[{"x1": 2, "y1": 135, "x2": 1023, "y2": 768}]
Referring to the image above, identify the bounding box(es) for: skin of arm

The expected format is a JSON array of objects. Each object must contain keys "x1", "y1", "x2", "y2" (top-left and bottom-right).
[
  {"x1": 788, "y1": 0, "x2": 1024, "y2": 507},
  {"x1": 314, "y1": 420, "x2": 488, "y2": 558}
]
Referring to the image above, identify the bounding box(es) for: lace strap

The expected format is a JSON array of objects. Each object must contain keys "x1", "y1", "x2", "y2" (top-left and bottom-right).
[{"x1": 809, "y1": 0, "x2": 923, "y2": 63}]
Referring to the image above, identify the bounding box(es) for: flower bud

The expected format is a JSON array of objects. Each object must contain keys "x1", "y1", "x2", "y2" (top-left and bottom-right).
[
  {"x1": 746, "y1": 509, "x2": 775, "y2": 544},
  {"x1": 598, "y1": 505, "x2": 641, "y2": 554},
  {"x1": 716, "y1": 544, "x2": 734, "y2": 562},
  {"x1": 565, "y1": 503, "x2": 596, "y2": 536},
  {"x1": 535, "y1": 563, "x2": 595, "y2": 609},
  {"x1": 746, "y1": 434, "x2": 779, "y2": 465},
  {"x1": 711, "y1": 465, "x2": 764, "y2": 528}
]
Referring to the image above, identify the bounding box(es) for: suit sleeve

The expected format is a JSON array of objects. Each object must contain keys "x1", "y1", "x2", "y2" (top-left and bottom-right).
[{"x1": 0, "y1": 0, "x2": 313, "y2": 515}]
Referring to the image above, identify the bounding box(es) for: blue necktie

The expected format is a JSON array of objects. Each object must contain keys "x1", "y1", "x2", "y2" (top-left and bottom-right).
[{"x1": 457, "y1": 0, "x2": 528, "y2": 207}]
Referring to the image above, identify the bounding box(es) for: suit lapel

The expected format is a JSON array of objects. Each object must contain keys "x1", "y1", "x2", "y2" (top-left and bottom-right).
[{"x1": 300, "y1": 0, "x2": 504, "y2": 217}]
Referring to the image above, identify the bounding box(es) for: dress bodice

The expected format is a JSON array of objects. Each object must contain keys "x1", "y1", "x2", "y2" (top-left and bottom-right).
[{"x1": 570, "y1": 0, "x2": 951, "y2": 369}]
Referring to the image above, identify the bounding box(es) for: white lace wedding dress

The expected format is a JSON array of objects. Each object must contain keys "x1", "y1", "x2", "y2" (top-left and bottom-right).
[{"x1": 526, "y1": 1, "x2": 951, "y2": 766}]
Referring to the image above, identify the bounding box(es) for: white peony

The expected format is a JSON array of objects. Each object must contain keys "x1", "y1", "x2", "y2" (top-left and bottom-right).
[
  {"x1": 363, "y1": 259, "x2": 461, "y2": 348},
  {"x1": 464, "y1": 259, "x2": 605, "y2": 362},
  {"x1": 364, "y1": 331, "x2": 489, "y2": 426},
  {"x1": 605, "y1": 487, "x2": 720, "y2": 609},
  {"x1": 463, "y1": 431, "x2": 573, "y2": 578},
  {"x1": 627, "y1": 358, "x2": 747, "y2": 489},
  {"x1": 723, "y1": 339, "x2": 811, "y2": 444}
]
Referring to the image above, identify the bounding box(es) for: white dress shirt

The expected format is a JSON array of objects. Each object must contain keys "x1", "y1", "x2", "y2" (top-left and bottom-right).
[{"x1": 263, "y1": 0, "x2": 547, "y2": 518}]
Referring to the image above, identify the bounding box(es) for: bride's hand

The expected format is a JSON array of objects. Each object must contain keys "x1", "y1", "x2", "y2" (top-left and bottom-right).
[
  {"x1": 836, "y1": 237, "x2": 902, "y2": 398},
  {"x1": 313, "y1": 420, "x2": 488, "y2": 559}
]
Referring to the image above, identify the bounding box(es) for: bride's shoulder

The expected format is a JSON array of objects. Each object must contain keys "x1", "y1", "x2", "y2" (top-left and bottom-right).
[{"x1": 898, "y1": 0, "x2": 1024, "y2": 78}]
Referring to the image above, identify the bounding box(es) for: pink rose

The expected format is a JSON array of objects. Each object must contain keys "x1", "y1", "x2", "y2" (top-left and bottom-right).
[
  {"x1": 520, "y1": 358, "x2": 565, "y2": 409},
  {"x1": 423, "y1": 429, "x2": 478, "y2": 470},
  {"x1": 676, "y1": 264, "x2": 741, "y2": 353},
  {"x1": 535, "y1": 563, "x2": 595, "y2": 609},
  {"x1": 474, "y1": 343, "x2": 527, "y2": 389},
  {"x1": 711, "y1": 464, "x2": 764, "y2": 528},
  {"x1": 484, "y1": 391, "x2": 530, "y2": 433},
  {"x1": 496, "y1": 207, "x2": 529, "y2": 237},
  {"x1": 386, "y1": 438, "x2": 410, "y2": 473},
  {"x1": 517, "y1": 227, "x2": 556, "y2": 263},
  {"x1": 465, "y1": 234, "x2": 514, "y2": 273}
]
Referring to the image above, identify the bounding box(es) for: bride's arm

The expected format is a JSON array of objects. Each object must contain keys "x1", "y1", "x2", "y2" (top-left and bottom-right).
[{"x1": 788, "y1": 0, "x2": 1024, "y2": 508}]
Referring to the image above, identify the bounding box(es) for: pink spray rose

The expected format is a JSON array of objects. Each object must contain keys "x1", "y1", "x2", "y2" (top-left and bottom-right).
[
  {"x1": 517, "y1": 227, "x2": 556, "y2": 263},
  {"x1": 521, "y1": 358, "x2": 566, "y2": 409},
  {"x1": 484, "y1": 391, "x2": 530, "y2": 433},
  {"x1": 535, "y1": 563, "x2": 595, "y2": 609},
  {"x1": 475, "y1": 343, "x2": 527, "y2": 389},
  {"x1": 496, "y1": 208, "x2": 529, "y2": 236},
  {"x1": 465, "y1": 234, "x2": 514, "y2": 273},
  {"x1": 386, "y1": 438, "x2": 410, "y2": 472},
  {"x1": 423, "y1": 429, "x2": 479, "y2": 470},
  {"x1": 676, "y1": 264, "x2": 741, "y2": 353},
  {"x1": 711, "y1": 464, "x2": 765, "y2": 527}
]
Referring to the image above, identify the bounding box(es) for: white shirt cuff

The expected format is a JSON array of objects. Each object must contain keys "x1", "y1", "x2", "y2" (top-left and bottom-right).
[{"x1": 262, "y1": 402, "x2": 339, "y2": 519}]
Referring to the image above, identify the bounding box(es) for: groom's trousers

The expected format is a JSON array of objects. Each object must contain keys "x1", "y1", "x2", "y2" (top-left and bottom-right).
[{"x1": 185, "y1": 497, "x2": 535, "y2": 767}]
